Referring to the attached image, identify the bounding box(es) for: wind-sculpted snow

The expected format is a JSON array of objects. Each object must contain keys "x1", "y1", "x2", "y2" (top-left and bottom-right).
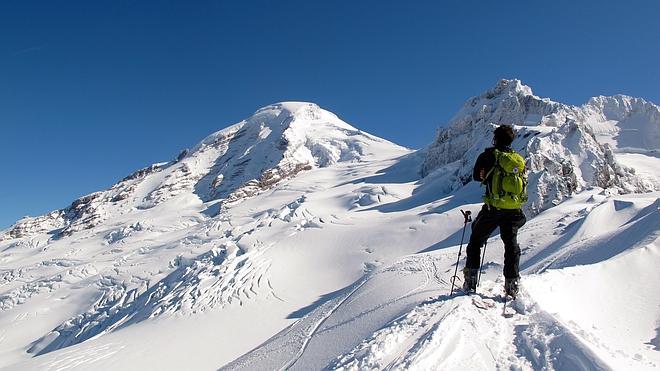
[
  {"x1": 1, "y1": 259, "x2": 98, "y2": 311},
  {"x1": 104, "y1": 222, "x2": 145, "y2": 244},
  {"x1": 25, "y1": 192, "x2": 324, "y2": 356},
  {"x1": 421, "y1": 79, "x2": 657, "y2": 215},
  {"x1": 29, "y1": 242, "x2": 275, "y2": 356}
]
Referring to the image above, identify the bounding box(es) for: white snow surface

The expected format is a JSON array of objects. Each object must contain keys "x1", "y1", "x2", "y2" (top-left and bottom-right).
[{"x1": 1, "y1": 85, "x2": 659, "y2": 371}]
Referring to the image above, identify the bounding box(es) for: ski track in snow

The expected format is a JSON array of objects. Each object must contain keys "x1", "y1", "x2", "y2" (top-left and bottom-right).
[
  {"x1": 280, "y1": 276, "x2": 371, "y2": 371},
  {"x1": 225, "y1": 248, "x2": 621, "y2": 371},
  {"x1": 222, "y1": 189, "x2": 660, "y2": 370},
  {"x1": 37, "y1": 343, "x2": 125, "y2": 371},
  {"x1": 326, "y1": 262, "x2": 612, "y2": 371}
]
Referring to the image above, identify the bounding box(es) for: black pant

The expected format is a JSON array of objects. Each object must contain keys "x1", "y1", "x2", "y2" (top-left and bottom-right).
[{"x1": 465, "y1": 204, "x2": 526, "y2": 279}]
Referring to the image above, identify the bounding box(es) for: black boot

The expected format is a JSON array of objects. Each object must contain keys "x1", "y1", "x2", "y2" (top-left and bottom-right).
[
  {"x1": 462, "y1": 268, "x2": 478, "y2": 293},
  {"x1": 504, "y1": 277, "x2": 519, "y2": 298}
]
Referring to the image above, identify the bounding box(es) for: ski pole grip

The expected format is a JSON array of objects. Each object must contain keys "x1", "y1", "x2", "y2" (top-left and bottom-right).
[{"x1": 460, "y1": 209, "x2": 472, "y2": 223}]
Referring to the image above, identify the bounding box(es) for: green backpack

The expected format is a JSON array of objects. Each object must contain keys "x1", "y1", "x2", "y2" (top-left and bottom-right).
[{"x1": 482, "y1": 149, "x2": 528, "y2": 210}]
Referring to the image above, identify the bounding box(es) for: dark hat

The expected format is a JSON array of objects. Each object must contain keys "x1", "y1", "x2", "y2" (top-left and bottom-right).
[{"x1": 494, "y1": 125, "x2": 515, "y2": 147}]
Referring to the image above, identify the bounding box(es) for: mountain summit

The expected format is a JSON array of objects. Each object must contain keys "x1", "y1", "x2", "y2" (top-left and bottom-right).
[{"x1": 190, "y1": 102, "x2": 398, "y2": 204}]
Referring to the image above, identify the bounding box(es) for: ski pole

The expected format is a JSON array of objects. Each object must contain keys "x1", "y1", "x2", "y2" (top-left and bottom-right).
[
  {"x1": 477, "y1": 237, "x2": 489, "y2": 287},
  {"x1": 450, "y1": 209, "x2": 472, "y2": 296}
]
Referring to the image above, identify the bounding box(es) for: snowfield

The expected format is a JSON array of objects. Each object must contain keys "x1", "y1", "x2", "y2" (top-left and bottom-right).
[{"x1": 1, "y1": 82, "x2": 658, "y2": 370}]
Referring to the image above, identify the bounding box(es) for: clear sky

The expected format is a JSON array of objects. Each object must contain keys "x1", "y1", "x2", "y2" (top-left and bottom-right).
[{"x1": 1, "y1": 0, "x2": 659, "y2": 229}]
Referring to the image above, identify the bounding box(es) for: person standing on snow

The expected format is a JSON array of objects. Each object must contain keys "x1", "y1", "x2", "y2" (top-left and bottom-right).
[{"x1": 462, "y1": 124, "x2": 528, "y2": 298}]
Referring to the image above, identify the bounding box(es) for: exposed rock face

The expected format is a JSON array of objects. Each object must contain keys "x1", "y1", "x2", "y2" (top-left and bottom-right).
[
  {"x1": 224, "y1": 162, "x2": 313, "y2": 205},
  {"x1": 1, "y1": 163, "x2": 168, "y2": 241},
  {"x1": 421, "y1": 79, "x2": 657, "y2": 215},
  {"x1": 3, "y1": 192, "x2": 109, "y2": 240},
  {"x1": 4, "y1": 211, "x2": 66, "y2": 240}
]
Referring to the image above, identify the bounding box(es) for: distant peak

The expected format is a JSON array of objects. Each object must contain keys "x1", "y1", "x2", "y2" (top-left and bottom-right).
[
  {"x1": 586, "y1": 94, "x2": 652, "y2": 107},
  {"x1": 584, "y1": 94, "x2": 660, "y2": 122},
  {"x1": 253, "y1": 101, "x2": 322, "y2": 117},
  {"x1": 486, "y1": 78, "x2": 534, "y2": 98}
]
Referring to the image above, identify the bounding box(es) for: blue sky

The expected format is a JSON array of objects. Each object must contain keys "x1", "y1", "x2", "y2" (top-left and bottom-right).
[{"x1": 1, "y1": 0, "x2": 659, "y2": 228}]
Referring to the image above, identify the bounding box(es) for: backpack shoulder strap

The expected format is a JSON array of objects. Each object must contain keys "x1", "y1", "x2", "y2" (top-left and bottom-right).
[{"x1": 481, "y1": 149, "x2": 500, "y2": 185}]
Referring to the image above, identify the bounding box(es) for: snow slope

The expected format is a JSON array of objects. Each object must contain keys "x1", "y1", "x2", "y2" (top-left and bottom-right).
[
  {"x1": 222, "y1": 189, "x2": 659, "y2": 371},
  {"x1": 1, "y1": 82, "x2": 658, "y2": 371}
]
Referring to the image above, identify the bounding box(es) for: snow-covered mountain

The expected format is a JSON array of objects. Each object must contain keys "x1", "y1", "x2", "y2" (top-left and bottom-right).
[
  {"x1": 421, "y1": 79, "x2": 658, "y2": 215},
  {"x1": 2, "y1": 102, "x2": 397, "y2": 241},
  {"x1": 1, "y1": 82, "x2": 658, "y2": 371}
]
